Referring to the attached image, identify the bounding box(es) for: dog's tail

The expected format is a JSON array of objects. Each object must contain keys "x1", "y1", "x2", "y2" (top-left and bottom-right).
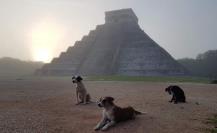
[
  {"x1": 134, "y1": 109, "x2": 147, "y2": 115},
  {"x1": 87, "y1": 94, "x2": 96, "y2": 104},
  {"x1": 86, "y1": 94, "x2": 91, "y2": 102}
]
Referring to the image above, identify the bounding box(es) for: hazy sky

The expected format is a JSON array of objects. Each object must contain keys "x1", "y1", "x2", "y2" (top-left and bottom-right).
[{"x1": 0, "y1": 0, "x2": 217, "y2": 62}]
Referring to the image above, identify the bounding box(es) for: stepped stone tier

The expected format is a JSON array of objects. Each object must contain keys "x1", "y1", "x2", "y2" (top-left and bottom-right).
[{"x1": 36, "y1": 8, "x2": 188, "y2": 76}]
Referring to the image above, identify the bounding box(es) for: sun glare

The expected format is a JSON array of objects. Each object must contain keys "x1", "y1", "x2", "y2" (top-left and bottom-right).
[
  {"x1": 34, "y1": 48, "x2": 51, "y2": 63},
  {"x1": 30, "y1": 20, "x2": 63, "y2": 63}
]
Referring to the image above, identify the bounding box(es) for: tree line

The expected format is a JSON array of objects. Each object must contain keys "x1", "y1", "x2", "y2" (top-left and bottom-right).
[{"x1": 177, "y1": 50, "x2": 217, "y2": 78}]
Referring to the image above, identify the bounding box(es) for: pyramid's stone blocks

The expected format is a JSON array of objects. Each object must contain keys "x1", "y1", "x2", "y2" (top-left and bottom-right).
[
  {"x1": 105, "y1": 8, "x2": 138, "y2": 24},
  {"x1": 36, "y1": 8, "x2": 188, "y2": 76}
]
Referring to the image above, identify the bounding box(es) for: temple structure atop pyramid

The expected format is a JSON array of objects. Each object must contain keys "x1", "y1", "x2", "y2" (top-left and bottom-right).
[{"x1": 36, "y1": 8, "x2": 188, "y2": 76}]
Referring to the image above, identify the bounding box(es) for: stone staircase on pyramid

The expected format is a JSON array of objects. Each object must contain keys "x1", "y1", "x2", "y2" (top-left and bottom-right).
[{"x1": 36, "y1": 8, "x2": 188, "y2": 76}]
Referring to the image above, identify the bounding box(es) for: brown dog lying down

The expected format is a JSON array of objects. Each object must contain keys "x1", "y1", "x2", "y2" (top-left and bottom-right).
[{"x1": 94, "y1": 97, "x2": 146, "y2": 131}]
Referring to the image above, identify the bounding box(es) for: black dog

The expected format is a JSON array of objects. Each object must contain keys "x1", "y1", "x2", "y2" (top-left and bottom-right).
[{"x1": 165, "y1": 85, "x2": 186, "y2": 104}]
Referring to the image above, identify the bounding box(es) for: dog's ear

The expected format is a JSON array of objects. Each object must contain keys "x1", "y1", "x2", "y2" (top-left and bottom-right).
[
  {"x1": 72, "y1": 76, "x2": 76, "y2": 80},
  {"x1": 99, "y1": 97, "x2": 102, "y2": 101},
  {"x1": 76, "y1": 76, "x2": 83, "y2": 82},
  {"x1": 165, "y1": 87, "x2": 169, "y2": 92},
  {"x1": 165, "y1": 86, "x2": 172, "y2": 92},
  {"x1": 106, "y1": 97, "x2": 114, "y2": 103}
]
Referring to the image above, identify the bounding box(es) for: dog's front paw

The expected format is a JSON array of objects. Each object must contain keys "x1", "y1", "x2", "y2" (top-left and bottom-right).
[
  {"x1": 94, "y1": 126, "x2": 100, "y2": 131},
  {"x1": 101, "y1": 126, "x2": 108, "y2": 131},
  {"x1": 75, "y1": 102, "x2": 81, "y2": 105}
]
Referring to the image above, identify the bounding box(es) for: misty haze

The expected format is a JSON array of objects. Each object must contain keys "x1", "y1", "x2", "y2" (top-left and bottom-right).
[{"x1": 0, "y1": 0, "x2": 217, "y2": 133}]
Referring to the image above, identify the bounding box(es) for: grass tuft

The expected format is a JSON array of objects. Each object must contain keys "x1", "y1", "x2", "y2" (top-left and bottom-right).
[{"x1": 205, "y1": 114, "x2": 217, "y2": 133}]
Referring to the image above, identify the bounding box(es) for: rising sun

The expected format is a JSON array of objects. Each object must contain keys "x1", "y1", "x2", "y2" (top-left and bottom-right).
[
  {"x1": 30, "y1": 20, "x2": 63, "y2": 63},
  {"x1": 34, "y1": 48, "x2": 51, "y2": 63}
]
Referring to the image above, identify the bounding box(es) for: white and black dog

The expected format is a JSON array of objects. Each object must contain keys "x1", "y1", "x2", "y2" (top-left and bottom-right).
[
  {"x1": 165, "y1": 85, "x2": 186, "y2": 104},
  {"x1": 94, "y1": 96, "x2": 146, "y2": 131},
  {"x1": 72, "y1": 76, "x2": 91, "y2": 105}
]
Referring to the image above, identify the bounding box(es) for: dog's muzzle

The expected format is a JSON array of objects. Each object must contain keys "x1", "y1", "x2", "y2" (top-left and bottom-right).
[{"x1": 97, "y1": 102, "x2": 103, "y2": 107}]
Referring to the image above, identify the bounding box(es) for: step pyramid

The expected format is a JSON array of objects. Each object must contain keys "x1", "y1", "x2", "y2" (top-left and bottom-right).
[{"x1": 36, "y1": 8, "x2": 188, "y2": 76}]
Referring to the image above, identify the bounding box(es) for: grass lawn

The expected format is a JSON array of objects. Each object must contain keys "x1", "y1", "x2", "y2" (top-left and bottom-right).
[
  {"x1": 85, "y1": 75, "x2": 210, "y2": 83},
  {"x1": 2, "y1": 75, "x2": 210, "y2": 84}
]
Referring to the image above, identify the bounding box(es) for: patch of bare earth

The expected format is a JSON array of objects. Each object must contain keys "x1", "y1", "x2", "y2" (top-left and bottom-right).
[{"x1": 0, "y1": 78, "x2": 217, "y2": 133}]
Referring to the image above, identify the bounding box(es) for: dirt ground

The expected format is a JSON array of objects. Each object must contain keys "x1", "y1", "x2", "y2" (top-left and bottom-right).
[{"x1": 0, "y1": 78, "x2": 217, "y2": 133}]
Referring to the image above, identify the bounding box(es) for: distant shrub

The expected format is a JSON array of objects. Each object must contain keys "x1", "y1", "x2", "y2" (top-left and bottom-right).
[{"x1": 210, "y1": 80, "x2": 217, "y2": 84}]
